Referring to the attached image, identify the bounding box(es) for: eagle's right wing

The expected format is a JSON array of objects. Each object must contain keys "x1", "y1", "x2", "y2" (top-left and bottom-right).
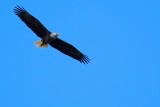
[{"x1": 14, "y1": 6, "x2": 50, "y2": 38}]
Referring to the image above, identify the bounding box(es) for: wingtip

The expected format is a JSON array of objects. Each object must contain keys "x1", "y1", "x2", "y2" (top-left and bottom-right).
[
  {"x1": 14, "y1": 5, "x2": 27, "y2": 15},
  {"x1": 80, "y1": 54, "x2": 90, "y2": 64}
]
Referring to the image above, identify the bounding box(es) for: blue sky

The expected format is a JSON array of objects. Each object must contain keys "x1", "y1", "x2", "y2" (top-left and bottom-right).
[{"x1": 0, "y1": 0, "x2": 160, "y2": 107}]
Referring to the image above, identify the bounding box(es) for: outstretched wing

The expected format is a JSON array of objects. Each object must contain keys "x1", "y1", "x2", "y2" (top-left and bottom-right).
[
  {"x1": 14, "y1": 5, "x2": 50, "y2": 38},
  {"x1": 49, "y1": 38, "x2": 90, "y2": 64}
]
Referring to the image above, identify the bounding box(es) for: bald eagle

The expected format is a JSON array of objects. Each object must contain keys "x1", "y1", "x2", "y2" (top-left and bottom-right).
[{"x1": 14, "y1": 6, "x2": 90, "y2": 64}]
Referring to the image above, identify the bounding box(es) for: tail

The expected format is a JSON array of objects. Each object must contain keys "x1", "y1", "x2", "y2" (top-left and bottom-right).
[{"x1": 34, "y1": 40, "x2": 48, "y2": 48}]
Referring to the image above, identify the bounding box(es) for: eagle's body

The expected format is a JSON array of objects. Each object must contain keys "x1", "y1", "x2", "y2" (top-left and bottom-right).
[{"x1": 14, "y1": 6, "x2": 90, "y2": 64}]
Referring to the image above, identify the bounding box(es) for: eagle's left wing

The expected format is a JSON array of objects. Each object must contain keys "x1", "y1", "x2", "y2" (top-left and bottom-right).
[{"x1": 49, "y1": 38, "x2": 90, "y2": 64}]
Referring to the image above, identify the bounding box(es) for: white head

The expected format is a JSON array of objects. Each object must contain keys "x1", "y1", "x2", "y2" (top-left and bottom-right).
[{"x1": 50, "y1": 32, "x2": 60, "y2": 39}]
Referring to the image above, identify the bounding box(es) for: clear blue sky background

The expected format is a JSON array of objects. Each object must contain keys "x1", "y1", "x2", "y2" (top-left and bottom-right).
[{"x1": 0, "y1": 0, "x2": 160, "y2": 107}]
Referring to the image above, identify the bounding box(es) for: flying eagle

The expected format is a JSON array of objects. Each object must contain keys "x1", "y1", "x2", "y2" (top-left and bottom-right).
[{"x1": 14, "y1": 6, "x2": 90, "y2": 64}]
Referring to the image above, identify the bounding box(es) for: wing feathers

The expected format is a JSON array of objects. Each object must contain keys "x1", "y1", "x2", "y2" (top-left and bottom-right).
[
  {"x1": 14, "y1": 5, "x2": 27, "y2": 15},
  {"x1": 49, "y1": 38, "x2": 90, "y2": 64},
  {"x1": 14, "y1": 5, "x2": 50, "y2": 38},
  {"x1": 80, "y1": 54, "x2": 90, "y2": 64}
]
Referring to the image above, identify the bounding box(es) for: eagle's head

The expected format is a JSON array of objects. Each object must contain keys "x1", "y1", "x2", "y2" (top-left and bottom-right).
[{"x1": 50, "y1": 32, "x2": 59, "y2": 39}]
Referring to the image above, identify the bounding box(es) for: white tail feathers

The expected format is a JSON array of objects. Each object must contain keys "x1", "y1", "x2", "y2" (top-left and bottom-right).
[{"x1": 34, "y1": 40, "x2": 48, "y2": 48}]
